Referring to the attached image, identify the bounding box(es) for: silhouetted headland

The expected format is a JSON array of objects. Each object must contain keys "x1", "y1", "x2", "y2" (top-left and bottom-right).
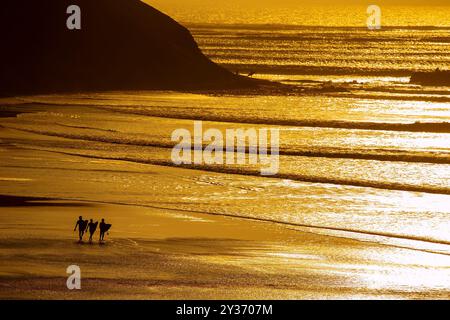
[
  {"x1": 410, "y1": 70, "x2": 450, "y2": 86},
  {"x1": 0, "y1": 0, "x2": 259, "y2": 97}
]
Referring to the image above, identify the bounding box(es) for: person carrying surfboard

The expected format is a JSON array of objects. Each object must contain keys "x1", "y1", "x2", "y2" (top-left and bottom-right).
[
  {"x1": 87, "y1": 219, "x2": 98, "y2": 243},
  {"x1": 99, "y1": 218, "x2": 112, "y2": 242},
  {"x1": 74, "y1": 216, "x2": 87, "y2": 242}
]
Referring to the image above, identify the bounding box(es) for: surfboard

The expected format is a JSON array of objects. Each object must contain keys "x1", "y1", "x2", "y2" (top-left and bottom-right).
[
  {"x1": 101, "y1": 223, "x2": 112, "y2": 233},
  {"x1": 82, "y1": 220, "x2": 89, "y2": 232}
]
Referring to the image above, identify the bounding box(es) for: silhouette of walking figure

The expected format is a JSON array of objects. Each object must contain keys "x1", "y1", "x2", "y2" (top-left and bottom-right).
[
  {"x1": 87, "y1": 219, "x2": 98, "y2": 243},
  {"x1": 74, "y1": 216, "x2": 87, "y2": 242},
  {"x1": 99, "y1": 218, "x2": 112, "y2": 242}
]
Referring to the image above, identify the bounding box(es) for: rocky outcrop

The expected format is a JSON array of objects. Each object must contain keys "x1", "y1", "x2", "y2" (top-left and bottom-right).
[
  {"x1": 0, "y1": 0, "x2": 254, "y2": 96},
  {"x1": 410, "y1": 70, "x2": 450, "y2": 86}
]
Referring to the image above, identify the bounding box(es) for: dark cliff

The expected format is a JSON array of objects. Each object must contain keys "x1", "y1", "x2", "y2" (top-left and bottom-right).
[{"x1": 0, "y1": 0, "x2": 254, "y2": 96}]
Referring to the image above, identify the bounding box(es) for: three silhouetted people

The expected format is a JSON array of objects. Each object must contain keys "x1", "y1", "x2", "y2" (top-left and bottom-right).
[{"x1": 74, "y1": 216, "x2": 111, "y2": 243}]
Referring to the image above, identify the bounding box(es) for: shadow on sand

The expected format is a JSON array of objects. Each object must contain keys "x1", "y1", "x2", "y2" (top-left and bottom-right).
[{"x1": 0, "y1": 195, "x2": 94, "y2": 208}]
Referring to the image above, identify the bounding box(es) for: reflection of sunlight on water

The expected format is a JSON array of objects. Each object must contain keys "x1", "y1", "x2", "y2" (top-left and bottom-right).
[
  {"x1": 395, "y1": 192, "x2": 450, "y2": 213},
  {"x1": 356, "y1": 265, "x2": 450, "y2": 292},
  {"x1": 254, "y1": 74, "x2": 411, "y2": 84},
  {"x1": 152, "y1": 2, "x2": 450, "y2": 26},
  {"x1": 361, "y1": 191, "x2": 450, "y2": 213},
  {"x1": 355, "y1": 100, "x2": 450, "y2": 121},
  {"x1": 267, "y1": 252, "x2": 324, "y2": 261},
  {"x1": 327, "y1": 232, "x2": 450, "y2": 292},
  {"x1": 363, "y1": 247, "x2": 450, "y2": 267},
  {"x1": 269, "y1": 244, "x2": 450, "y2": 292},
  {"x1": 362, "y1": 192, "x2": 450, "y2": 243}
]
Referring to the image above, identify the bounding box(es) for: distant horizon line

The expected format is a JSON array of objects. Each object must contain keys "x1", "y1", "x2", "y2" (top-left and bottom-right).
[{"x1": 184, "y1": 23, "x2": 450, "y2": 29}]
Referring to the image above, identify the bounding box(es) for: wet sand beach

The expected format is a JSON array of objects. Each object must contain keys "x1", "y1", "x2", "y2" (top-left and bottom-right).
[
  {"x1": 0, "y1": 197, "x2": 448, "y2": 300},
  {"x1": 0, "y1": 143, "x2": 449, "y2": 299}
]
